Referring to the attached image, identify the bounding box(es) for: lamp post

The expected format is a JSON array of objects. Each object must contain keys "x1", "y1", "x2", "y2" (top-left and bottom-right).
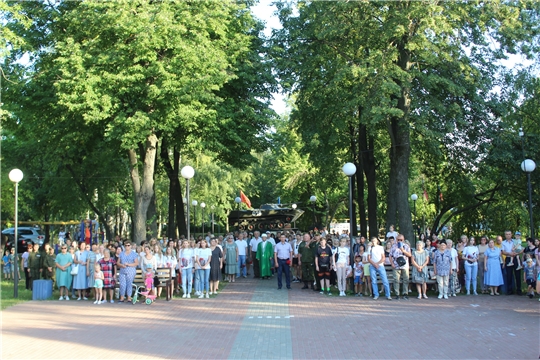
[
  {"x1": 9, "y1": 168, "x2": 23, "y2": 298},
  {"x1": 192, "y1": 200, "x2": 198, "y2": 239},
  {"x1": 211, "y1": 205, "x2": 215, "y2": 234},
  {"x1": 181, "y1": 166, "x2": 195, "y2": 241},
  {"x1": 310, "y1": 195, "x2": 317, "y2": 228},
  {"x1": 235, "y1": 197, "x2": 242, "y2": 230},
  {"x1": 292, "y1": 204, "x2": 297, "y2": 229},
  {"x1": 200, "y1": 202, "x2": 206, "y2": 236},
  {"x1": 521, "y1": 159, "x2": 536, "y2": 239},
  {"x1": 411, "y1": 194, "x2": 418, "y2": 245},
  {"x1": 342, "y1": 162, "x2": 356, "y2": 294}
]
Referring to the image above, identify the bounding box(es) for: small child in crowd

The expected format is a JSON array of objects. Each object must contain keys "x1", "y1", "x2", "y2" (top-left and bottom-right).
[
  {"x1": 93, "y1": 263, "x2": 104, "y2": 304},
  {"x1": 523, "y1": 256, "x2": 536, "y2": 299},
  {"x1": 2, "y1": 249, "x2": 12, "y2": 280},
  {"x1": 354, "y1": 255, "x2": 364, "y2": 296}
]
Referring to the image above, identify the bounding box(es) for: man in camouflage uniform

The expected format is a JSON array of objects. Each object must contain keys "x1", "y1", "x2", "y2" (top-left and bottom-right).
[
  {"x1": 298, "y1": 233, "x2": 315, "y2": 290},
  {"x1": 41, "y1": 244, "x2": 56, "y2": 281},
  {"x1": 28, "y1": 243, "x2": 42, "y2": 290}
]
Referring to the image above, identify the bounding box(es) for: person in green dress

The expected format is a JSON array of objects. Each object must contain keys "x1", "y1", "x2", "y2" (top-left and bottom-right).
[
  {"x1": 257, "y1": 234, "x2": 273, "y2": 279},
  {"x1": 223, "y1": 235, "x2": 238, "y2": 282},
  {"x1": 55, "y1": 245, "x2": 73, "y2": 300}
]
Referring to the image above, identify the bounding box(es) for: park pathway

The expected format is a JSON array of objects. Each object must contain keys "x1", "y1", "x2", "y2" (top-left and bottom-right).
[{"x1": 2, "y1": 273, "x2": 539, "y2": 359}]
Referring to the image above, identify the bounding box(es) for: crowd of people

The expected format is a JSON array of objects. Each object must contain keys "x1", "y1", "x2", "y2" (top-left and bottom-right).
[{"x1": 3, "y1": 228, "x2": 539, "y2": 304}]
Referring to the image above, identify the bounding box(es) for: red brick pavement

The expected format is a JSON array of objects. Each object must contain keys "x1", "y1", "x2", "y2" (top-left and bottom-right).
[{"x1": 2, "y1": 277, "x2": 539, "y2": 359}]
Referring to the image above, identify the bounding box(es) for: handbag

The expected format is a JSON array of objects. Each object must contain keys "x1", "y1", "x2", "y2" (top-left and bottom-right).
[
  {"x1": 71, "y1": 264, "x2": 79, "y2": 275},
  {"x1": 396, "y1": 256, "x2": 407, "y2": 267}
]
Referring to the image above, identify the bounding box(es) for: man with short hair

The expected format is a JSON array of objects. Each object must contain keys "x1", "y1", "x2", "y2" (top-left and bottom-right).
[
  {"x1": 298, "y1": 233, "x2": 315, "y2": 290},
  {"x1": 389, "y1": 234, "x2": 411, "y2": 300},
  {"x1": 28, "y1": 243, "x2": 42, "y2": 290},
  {"x1": 274, "y1": 234, "x2": 293, "y2": 290},
  {"x1": 250, "y1": 231, "x2": 262, "y2": 278},
  {"x1": 235, "y1": 233, "x2": 248, "y2": 278},
  {"x1": 502, "y1": 231, "x2": 522, "y2": 295}
]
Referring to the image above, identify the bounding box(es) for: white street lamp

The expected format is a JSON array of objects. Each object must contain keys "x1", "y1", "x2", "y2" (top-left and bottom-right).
[
  {"x1": 181, "y1": 166, "x2": 195, "y2": 241},
  {"x1": 9, "y1": 168, "x2": 23, "y2": 298},
  {"x1": 235, "y1": 197, "x2": 241, "y2": 230},
  {"x1": 342, "y1": 163, "x2": 357, "y2": 282},
  {"x1": 309, "y1": 195, "x2": 317, "y2": 227},
  {"x1": 200, "y1": 202, "x2": 206, "y2": 235},
  {"x1": 521, "y1": 159, "x2": 536, "y2": 238}
]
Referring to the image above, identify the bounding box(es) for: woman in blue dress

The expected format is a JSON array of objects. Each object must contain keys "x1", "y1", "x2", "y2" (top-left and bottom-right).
[
  {"x1": 73, "y1": 242, "x2": 89, "y2": 300},
  {"x1": 484, "y1": 239, "x2": 504, "y2": 295},
  {"x1": 55, "y1": 245, "x2": 73, "y2": 300}
]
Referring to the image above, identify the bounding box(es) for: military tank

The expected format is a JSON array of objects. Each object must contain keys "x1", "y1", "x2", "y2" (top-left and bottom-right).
[{"x1": 228, "y1": 204, "x2": 304, "y2": 232}]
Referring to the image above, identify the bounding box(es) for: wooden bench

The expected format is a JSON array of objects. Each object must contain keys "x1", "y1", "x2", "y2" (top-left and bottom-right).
[{"x1": 116, "y1": 267, "x2": 172, "y2": 301}]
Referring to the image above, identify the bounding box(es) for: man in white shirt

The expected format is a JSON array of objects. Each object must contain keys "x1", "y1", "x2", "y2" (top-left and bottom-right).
[
  {"x1": 250, "y1": 231, "x2": 262, "y2": 278},
  {"x1": 367, "y1": 237, "x2": 391, "y2": 300},
  {"x1": 235, "y1": 233, "x2": 248, "y2": 278},
  {"x1": 274, "y1": 234, "x2": 293, "y2": 290},
  {"x1": 502, "y1": 230, "x2": 522, "y2": 295}
]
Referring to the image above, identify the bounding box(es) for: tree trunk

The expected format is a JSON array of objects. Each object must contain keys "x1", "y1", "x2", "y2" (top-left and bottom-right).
[
  {"x1": 173, "y1": 148, "x2": 187, "y2": 238},
  {"x1": 147, "y1": 191, "x2": 158, "y2": 240},
  {"x1": 129, "y1": 133, "x2": 159, "y2": 245},
  {"x1": 355, "y1": 167, "x2": 367, "y2": 238},
  {"x1": 360, "y1": 126, "x2": 378, "y2": 239}
]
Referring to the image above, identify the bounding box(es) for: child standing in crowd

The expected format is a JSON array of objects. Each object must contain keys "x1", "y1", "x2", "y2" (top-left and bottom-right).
[
  {"x1": 93, "y1": 263, "x2": 104, "y2": 304},
  {"x1": 361, "y1": 244, "x2": 372, "y2": 297},
  {"x1": 354, "y1": 255, "x2": 364, "y2": 296},
  {"x1": 523, "y1": 256, "x2": 536, "y2": 299},
  {"x1": 2, "y1": 249, "x2": 12, "y2": 280}
]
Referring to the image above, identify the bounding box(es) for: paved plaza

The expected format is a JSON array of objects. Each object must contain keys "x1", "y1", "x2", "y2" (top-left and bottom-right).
[{"x1": 2, "y1": 276, "x2": 539, "y2": 359}]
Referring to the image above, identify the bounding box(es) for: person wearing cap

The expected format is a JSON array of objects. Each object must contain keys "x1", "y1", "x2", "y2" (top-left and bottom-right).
[
  {"x1": 274, "y1": 234, "x2": 293, "y2": 290},
  {"x1": 523, "y1": 255, "x2": 536, "y2": 298},
  {"x1": 298, "y1": 233, "x2": 315, "y2": 290},
  {"x1": 250, "y1": 231, "x2": 262, "y2": 278},
  {"x1": 256, "y1": 234, "x2": 273, "y2": 279}
]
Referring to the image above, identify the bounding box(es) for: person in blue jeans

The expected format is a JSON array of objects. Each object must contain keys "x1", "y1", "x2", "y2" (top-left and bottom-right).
[
  {"x1": 368, "y1": 237, "x2": 391, "y2": 300},
  {"x1": 235, "y1": 234, "x2": 248, "y2": 278},
  {"x1": 274, "y1": 234, "x2": 293, "y2": 290}
]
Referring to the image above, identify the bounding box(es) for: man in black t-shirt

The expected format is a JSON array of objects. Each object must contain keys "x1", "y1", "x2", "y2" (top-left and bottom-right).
[{"x1": 315, "y1": 238, "x2": 335, "y2": 295}]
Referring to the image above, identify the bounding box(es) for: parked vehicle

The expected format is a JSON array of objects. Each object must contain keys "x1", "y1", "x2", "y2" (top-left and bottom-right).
[{"x1": 2, "y1": 227, "x2": 45, "y2": 253}]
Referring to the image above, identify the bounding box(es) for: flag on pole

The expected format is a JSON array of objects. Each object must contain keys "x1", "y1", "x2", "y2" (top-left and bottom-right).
[{"x1": 240, "y1": 190, "x2": 252, "y2": 208}]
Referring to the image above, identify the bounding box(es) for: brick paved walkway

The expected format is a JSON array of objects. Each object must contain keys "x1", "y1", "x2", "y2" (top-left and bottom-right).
[{"x1": 2, "y1": 276, "x2": 539, "y2": 359}]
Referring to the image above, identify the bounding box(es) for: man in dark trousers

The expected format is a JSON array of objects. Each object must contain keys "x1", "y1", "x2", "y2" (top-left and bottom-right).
[
  {"x1": 28, "y1": 243, "x2": 42, "y2": 290},
  {"x1": 298, "y1": 233, "x2": 315, "y2": 290}
]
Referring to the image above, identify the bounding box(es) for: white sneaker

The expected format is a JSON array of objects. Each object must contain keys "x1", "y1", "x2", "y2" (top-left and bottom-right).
[
  {"x1": 438, "y1": 294, "x2": 443, "y2": 299},
  {"x1": 194, "y1": 291, "x2": 200, "y2": 296},
  {"x1": 77, "y1": 297, "x2": 82, "y2": 301},
  {"x1": 443, "y1": 295, "x2": 449, "y2": 299},
  {"x1": 93, "y1": 300, "x2": 98, "y2": 304},
  {"x1": 110, "y1": 300, "x2": 114, "y2": 303},
  {"x1": 83, "y1": 297, "x2": 88, "y2": 300},
  {"x1": 97, "y1": 301, "x2": 102, "y2": 304},
  {"x1": 64, "y1": 296, "x2": 70, "y2": 301},
  {"x1": 208, "y1": 291, "x2": 213, "y2": 295},
  {"x1": 205, "y1": 293, "x2": 209, "y2": 298},
  {"x1": 198, "y1": 294, "x2": 204, "y2": 299},
  {"x1": 59, "y1": 296, "x2": 64, "y2": 301},
  {"x1": 187, "y1": 294, "x2": 191, "y2": 299},
  {"x1": 182, "y1": 294, "x2": 187, "y2": 298}
]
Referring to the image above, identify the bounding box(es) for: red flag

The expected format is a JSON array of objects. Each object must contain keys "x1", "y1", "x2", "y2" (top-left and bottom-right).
[
  {"x1": 240, "y1": 190, "x2": 251, "y2": 208},
  {"x1": 439, "y1": 191, "x2": 444, "y2": 202}
]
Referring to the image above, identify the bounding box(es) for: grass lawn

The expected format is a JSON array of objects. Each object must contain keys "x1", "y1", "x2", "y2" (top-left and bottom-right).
[{"x1": 1, "y1": 278, "x2": 38, "y2": 311}]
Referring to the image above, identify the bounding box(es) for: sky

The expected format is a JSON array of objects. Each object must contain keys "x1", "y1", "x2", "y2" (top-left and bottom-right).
[{"x1": 250, "y1": 0, "x2": 288, "y2": 115}]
